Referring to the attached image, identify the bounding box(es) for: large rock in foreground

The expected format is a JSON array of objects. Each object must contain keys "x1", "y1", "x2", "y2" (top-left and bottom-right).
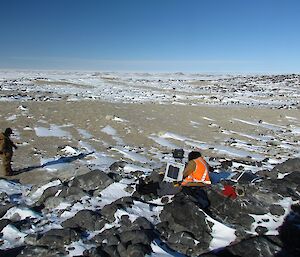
[{"x1": 157, "y1": 192, "x2": 212, "y2": 256}]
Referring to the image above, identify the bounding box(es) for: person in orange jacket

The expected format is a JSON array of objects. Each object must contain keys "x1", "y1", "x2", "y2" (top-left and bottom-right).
[
  {"x1": 175, "y1": 151, "x2": 212, "y2": 210},
  {"x1": 181, "y1": 151, "x2": 211, "y2": 187}
]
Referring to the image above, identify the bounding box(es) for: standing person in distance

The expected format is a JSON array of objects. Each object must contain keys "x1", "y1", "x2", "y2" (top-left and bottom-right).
[{"x1": 0, "y1": 128, "x2": 18, "y2": 176}]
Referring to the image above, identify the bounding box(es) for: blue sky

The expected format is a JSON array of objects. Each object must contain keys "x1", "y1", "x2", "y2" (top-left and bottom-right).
[{"x1": 0, "y1": 0, "x2": 299, "y2": 73}]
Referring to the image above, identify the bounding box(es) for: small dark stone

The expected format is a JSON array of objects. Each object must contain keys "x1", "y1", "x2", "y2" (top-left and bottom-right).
[
  {"x1": 270, "y1": 204, "x2": 285, "y2": 216},
  {"x1": 107, "y1": 172, "x2": 123, "y2": 182},
  {"x1": 255, "y1": 226, "x2": 268, "y2": 235},
  {"x1": 120, "y1": 215, "x2": 131, "y2": 226},
  {"x1": 220, "y1": 160, "x2": 233, "y2": 170},
  {"x1": 161, "y1": 196, "x2": 169, "y2": 204},
  {"x1": 109, "y1": 161, "x2": 127, "y2": 172}
]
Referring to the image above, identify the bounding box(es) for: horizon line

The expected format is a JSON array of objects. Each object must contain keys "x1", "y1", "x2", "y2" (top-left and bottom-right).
[{"x1": 0, "y1": 67, "x2": 299, "y2": 76}]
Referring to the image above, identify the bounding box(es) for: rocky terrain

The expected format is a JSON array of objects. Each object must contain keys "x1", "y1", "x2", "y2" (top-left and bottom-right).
[
  {"x1": 0, "y1": 70, "x2": 299, "y2": 108},
  {"x1": 0, "y1": 70, "x2": 299, "y2": 257}
]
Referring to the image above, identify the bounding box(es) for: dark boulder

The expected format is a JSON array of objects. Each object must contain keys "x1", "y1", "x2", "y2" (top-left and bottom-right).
[
  {"x1": 59, "y1": 185, "x2": 89, "y2": 200},
  {"x1": 277, "y1": 204, "x2": 300, "y2": 257},
  {"x1": 269, "y1": 204, "x2": 285, "y2": 216},
  {"x1": 37, "y1": 228, "x2": 80, "y2": 249},
  {"x1": 119, "y1": 230, "x2": 153, "y2": 245},
  {"x1": 107, "y1": 172, "x2": 123, "y2": 182},
  {"x1": 126, "y1": 243, "x2": 151, "y2": 257},
  {"x1": 281, "y1": 171, "x2": 300, "y2": 185},
  {"x1": 0, "y1": 246, "x2": 25, "y2": 257},
  {"x1": 157, "y1": 192, "x2": 212, "y2": 256},
  {"x1": 39, "y1": 185, "x2": 88, "y2": 210},
  {"x1": 271, "y1": 158, "x2": 300, "y2": 175},
  {"x1": 157, "y1": 181, "x2": 181, "y2": 196},
  {"x1": 130, "y1": 217, "x2": 154, "y2": 230},
  {"x1": 71, "y1": 169, "x2": 114, "y2": 192},
  {"x1": 207, "y1": 186, "x2": 258, "y2": 230},
  {"x1": 109, "y1": 161, "x2": 127, "y2": 172},
  {"x1": 90, "y1": 227, "x2": 119, "y2": 244},
  {"x1": 24, "y1": 233, "x2": 39, "y2": 245},
  {"x1": 87, "y1": 246, "x2": 111, "y2": 257},
  {"x1": 61, "y1": 209, "x2": 106, "y2": 231},
  {"x1": 34, "y1": 185, "x2": 63, "y2": 206},
  {"x1": 102, "y1": 245, "x2": 120, "y2": 257},
  {"x1": 0, "y1": 191, "x2": 10, "y2": 203},
  {"x1": 222, "y1": 236, "x2": 281, "y2": 257},
  {"x1": 263, "y1": 173, "x2": 300, "y2": 200},
  {"x1": 101, "y1": 197, "x2": 134, "y2": 222},
  {"x1": 89, "y1": 213, "x2": 155, "y2": 257}
]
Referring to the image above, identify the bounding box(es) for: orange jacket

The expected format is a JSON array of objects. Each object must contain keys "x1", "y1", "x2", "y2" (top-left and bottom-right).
[{"x1": 181, "y1": 157, "x2": 211, "y2": 186}]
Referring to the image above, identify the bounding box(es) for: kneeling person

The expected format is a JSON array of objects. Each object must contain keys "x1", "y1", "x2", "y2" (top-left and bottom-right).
[
  {"x1": 179, "y1": 151, "x2": 211, "y2": 210},
  {"x1": 181, "y1": 151, "x2": 211, "y2": 187}
]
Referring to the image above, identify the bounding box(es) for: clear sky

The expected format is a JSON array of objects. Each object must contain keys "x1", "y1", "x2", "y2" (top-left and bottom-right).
[{"x1": 1, "y1": 0, "x2": 299, "y2": 73}]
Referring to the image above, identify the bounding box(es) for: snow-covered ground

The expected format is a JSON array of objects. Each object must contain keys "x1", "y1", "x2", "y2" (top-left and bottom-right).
[
  {"x1": 0, "y1": 70, "x2": 299, "y2": 256},
  {"x1": 0, "y1": 70, "x2": 299, "y2": 108}
]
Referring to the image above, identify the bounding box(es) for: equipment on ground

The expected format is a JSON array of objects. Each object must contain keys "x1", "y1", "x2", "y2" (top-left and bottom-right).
[
  {"x1": 231, "y1": 171, "x2": 260, "y2": 184},
  {"x1": 163, "y1": 162, "x2": 185, "y2": 182},
  {"x1": 172, "y1": 148, "x2": 184, "y2": 160},
  {"x1": 163, "y1": 149, "x2": 186, "y2": 182}
]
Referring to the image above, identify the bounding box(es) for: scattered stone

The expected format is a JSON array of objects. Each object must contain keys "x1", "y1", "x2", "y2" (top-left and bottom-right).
[
  {"x1": 109, "y1": 161, "x2": 127, "y2": 172},
  {"x1": 101, "y1": 197, "x2": 134, "y2": 222}
]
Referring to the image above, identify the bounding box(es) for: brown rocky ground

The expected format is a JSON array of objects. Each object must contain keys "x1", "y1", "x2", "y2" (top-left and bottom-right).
[{"x1": 1, "y1": 100, "x2": 299, "y2": 185}]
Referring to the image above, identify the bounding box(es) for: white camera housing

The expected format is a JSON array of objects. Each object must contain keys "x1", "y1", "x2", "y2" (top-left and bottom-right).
[{"x1": 163, "y1": 162, "x2": 185, "y2": 182}]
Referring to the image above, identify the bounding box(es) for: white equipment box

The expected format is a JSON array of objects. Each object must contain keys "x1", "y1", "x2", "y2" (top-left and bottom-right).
[{"x1": 163, "y1": 162, "x2": 185, "y2": 182}]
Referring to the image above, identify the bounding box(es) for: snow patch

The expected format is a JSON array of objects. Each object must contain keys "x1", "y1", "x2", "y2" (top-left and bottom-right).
[{"x1": 35, "y1": 124, "x2": 72, "y2": 138}]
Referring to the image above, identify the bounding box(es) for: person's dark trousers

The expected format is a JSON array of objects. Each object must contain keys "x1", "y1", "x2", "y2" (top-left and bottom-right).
[
  {"x1": 2, "y1": 152, "x2": 13, "y2": 176},
  {"x1": 181, "y1": 186, "x2": 211, "y2": 210}
]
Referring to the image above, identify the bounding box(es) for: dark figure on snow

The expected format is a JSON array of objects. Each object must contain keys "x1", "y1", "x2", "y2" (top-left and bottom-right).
[{"x1": 0, "y1": 128, "x2": 18, "y2": 176}]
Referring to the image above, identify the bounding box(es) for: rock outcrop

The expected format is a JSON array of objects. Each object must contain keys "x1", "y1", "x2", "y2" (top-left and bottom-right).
[{"x1": 0, "y1": 159, "x2": 299, "y2": 257}]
